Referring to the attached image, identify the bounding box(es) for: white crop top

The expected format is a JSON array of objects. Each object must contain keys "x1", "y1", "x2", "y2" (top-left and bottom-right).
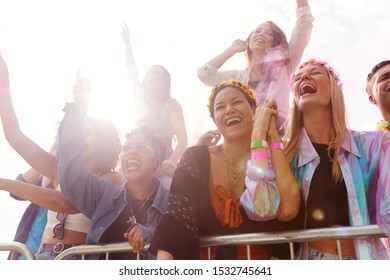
[{"x1": 45, "y1": 184, "x2": 91, "y2": 233}]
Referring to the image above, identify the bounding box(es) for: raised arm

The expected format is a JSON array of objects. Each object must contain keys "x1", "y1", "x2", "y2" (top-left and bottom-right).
[
  {"x1": 57, "y1": 75, "x2": 114, "y2": 218},
  {"x1": 296, "y1": 0, "x2": 309, "y2": 7},
  {"x1": 121, "y1": 23, "x2": 142, "y2": 98},
  {"x1": 241, "y1": 100, "x2": 300, "y2": 221},
  {"x1": 0, "y1": 52, "x2": 58, "y2": 184},
  {"x1": 288, "y1": 0, "x2": 314, "y2": 70},
  {"x1": 196, "y1": 39, "x2": 246, "y2": 86},
  {"x1": 0, "y1": 178, "x2": 79, "y2": 214},
  {"x1": 157, "y1": 99, "x2": 188, "y2": 177},
  {"x1": 266, "y1": 112, "x2": 300, "y2": 221}
]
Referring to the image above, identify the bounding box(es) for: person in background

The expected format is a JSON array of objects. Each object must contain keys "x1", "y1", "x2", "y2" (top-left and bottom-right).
[
  {"x1": 0, "y1": 52, "x2": 124, "y2": 259},
  {"x1": 56, "y1": 75, "x2": 169, "y2": 259},
  {"x1": 197, "y1": 0, "x2": 314, "y2": 129},
  {"x1": 7, "y1": 168, "x2": 53, "y2": 260},
  {"x1": 365, "y1": 60, "x2": 390, "y2": 131},
  {"x1": 150, "y1": 79, "x2": 304, "y2": 260},
  {"x1": 282, "y1": 58, "x2": 390, "y2": 259},
  {"x1": 122, "y1": 23, "x2": 188, "y2": 188}
]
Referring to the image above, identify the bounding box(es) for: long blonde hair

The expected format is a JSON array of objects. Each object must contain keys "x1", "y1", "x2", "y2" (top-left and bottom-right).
[{"x1": 283, "y1": 62, "x2": 350, "y2": 183}]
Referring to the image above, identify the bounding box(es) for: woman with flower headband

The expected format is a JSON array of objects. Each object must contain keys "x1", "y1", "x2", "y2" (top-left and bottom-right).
[
  {"x1": 365, "y1": 60, "x2": 390, "y2": 132},
  {"x1": 270, "y1": 58, "x2": 390, "y2": 259},
  {"x1": 149, "y1": 79, "x2": 304, "y2": 260},
  {"x1": 197, "y1": 0, "x2": 314, "y2": 129}
]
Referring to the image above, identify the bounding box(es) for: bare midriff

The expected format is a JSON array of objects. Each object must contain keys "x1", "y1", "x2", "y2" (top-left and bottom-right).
[
  {"x1": 308, "y1": 225, "x2": 356, "y2": 257},
  {"x1": 41, "y1": 228, "x2": 86, "y2": 245}
]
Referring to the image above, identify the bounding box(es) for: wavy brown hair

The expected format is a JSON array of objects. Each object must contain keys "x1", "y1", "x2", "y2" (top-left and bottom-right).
[{"x1": 245, "y1": 21, "x2": 288, "y2": 67}]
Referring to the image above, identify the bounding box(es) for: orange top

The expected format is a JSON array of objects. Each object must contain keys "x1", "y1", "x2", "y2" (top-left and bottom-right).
[
  {"x1": 206, "y1": 168, "x2": 269, "y2": 260},
  {"x1": 209, "y1": 170, "x2": 243, "y2": 228}
]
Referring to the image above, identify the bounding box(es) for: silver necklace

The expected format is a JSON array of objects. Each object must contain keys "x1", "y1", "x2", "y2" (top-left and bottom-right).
[{"x1": 127, "y1": 190, "x2": 154, "y2": 226}]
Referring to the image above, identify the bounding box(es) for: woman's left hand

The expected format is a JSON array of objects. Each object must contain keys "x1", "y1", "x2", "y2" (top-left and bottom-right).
[
  {"x1": 123, "y1": 224, "x2": 144, "y2": 254},
  {"x1": 252, "y1": 100, "x2": 279, "y2": 139},
  {"x1": 72, "y1": 69, "x2": 92, "y2": 104}
]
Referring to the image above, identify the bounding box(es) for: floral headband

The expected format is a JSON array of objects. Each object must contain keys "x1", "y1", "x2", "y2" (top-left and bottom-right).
[
  {"x1": 208, "y1": 79, "x2": 257, "y2": 118},
  {"x1": 290, "y1": 58, "x2": 343, "y2": 89}
]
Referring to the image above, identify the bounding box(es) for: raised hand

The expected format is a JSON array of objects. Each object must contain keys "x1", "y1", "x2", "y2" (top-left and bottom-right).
[
  {"x1": 229, "y1": 39, "x2": 248, "y2": 54},
  {"x1": 252, "y1": 99, "x2": 279, "y2": 140},
  {"x1": 72, "y1": 68, "x2": 92, "y2": 104},
  {"x1": 196, "y1": 130, "x2": 222, "y2": 146},
  {"x1": 267, "y1": 115, "x2": 281, "y2": 145},
  {"x1": 121, "y1": 22, "x2": 131, "y2": 44}
]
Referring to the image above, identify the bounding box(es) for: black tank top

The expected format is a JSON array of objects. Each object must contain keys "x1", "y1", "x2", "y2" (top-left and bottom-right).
[{"x1": 306, "y1": 143, "x2": 350, "y2": 229}]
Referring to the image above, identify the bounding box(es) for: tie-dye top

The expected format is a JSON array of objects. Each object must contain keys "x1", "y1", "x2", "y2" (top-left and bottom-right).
[
  {"x1": 292, "y1": 129, "x2": 390, "y2": 259},
  {"x1": 197, "y1": 6, "x2": 314, "y2": 128}
]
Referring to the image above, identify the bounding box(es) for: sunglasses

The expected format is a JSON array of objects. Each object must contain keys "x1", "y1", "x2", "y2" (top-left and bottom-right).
[
  {"x1": 122, "y1": 143, "x2": 155, "y2": 154},
  {"x1": 53, "y1": 213, "x2": 67, "y2": 240}
]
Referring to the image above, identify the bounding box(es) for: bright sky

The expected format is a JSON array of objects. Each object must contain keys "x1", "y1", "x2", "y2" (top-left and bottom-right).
[{"x1": 0, "y1": 0, "x2": 389, "y2": 259}]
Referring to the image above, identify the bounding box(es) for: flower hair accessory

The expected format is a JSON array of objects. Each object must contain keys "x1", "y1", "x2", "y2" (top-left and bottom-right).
[
  {"x1": 376, "y1": 120, "x2": 390, "y2": 131},
  {"x1": 209, "y1": 79, "x2": 257, "y2": 107},
  {"x1": 290, "y1": 58, "x2": 343, "y2": 89}
]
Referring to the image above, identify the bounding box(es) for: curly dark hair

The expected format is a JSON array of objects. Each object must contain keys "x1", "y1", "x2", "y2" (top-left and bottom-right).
[
  {"x1": 86, "y1": 116, "x2": 121, "y2": 174},
  {"x1": 124, "y1": 125, "x2": 165, "y2": 166}
]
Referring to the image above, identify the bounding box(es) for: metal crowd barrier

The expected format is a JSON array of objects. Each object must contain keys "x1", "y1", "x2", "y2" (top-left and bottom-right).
[
  {"x1": 54, "y1": 225, "x2": 388, "y2": 260},
  {"x1": 1, "y1": 225, "x2": 388, "y2": 260},
  {"x1": 0, "y1": 242, "x2": 36, "y2": 260}
]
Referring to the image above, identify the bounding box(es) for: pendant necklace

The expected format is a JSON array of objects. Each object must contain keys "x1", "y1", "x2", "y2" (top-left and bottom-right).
[
  {"x1": 127, "y1": 190, "x2": 155, "y2": 226},
  {"x1": 250, "y1": 66, "x2": 263, "y2": 81},
  {"x1": 221, "y1": 146, "x2": 245, "y2": 194}
]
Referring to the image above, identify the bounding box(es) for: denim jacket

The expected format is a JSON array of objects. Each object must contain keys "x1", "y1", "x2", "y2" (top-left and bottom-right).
[
  {"x1": 293, "y1": 129, "x2": 390, "y2": 259},
  {"x1": 57, "y1": 103, "x2": 169, "y2": 260}
]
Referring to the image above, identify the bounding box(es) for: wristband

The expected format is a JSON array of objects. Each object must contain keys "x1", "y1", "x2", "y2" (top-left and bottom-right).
[
  {"x1": 251, "y1": 151, "x2": 268, "y2": 160},
  {"x1": 270, "y1": 142, "x2": 283, "y2": 151},
  {"x1": 250, "y1": 140, "x2": 269, "y2": 149},
  {"x1": 226, "y1": 47, "x2": 235, "y2": 57},
  {"x1": 0, "y1": 87, "x2": 10, "y2": 94}
]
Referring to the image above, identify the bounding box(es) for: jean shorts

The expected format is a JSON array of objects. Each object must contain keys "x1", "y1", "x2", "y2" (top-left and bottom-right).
[
  {"x1": 308, "y1": 247, "x2": 356, "y2": 260},
  {"x1": 35, "y1": 243, "x2": 81, "y2": 260}
]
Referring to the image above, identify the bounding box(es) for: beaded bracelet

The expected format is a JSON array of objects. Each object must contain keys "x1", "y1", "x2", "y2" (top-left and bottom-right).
[
  {"x1": 251, "y1": 151, "x2": 268, "y2": 160},
  {"x1": 0, "y1": 87, "x2": 10, "y2": 94},
  {"x1": 226, "y1": 47, "x2": 235, "y2": 57},
  {"x1": 270, "y1": 142, "x2": 283, "y2": 151},
  {"x1": 250, "y1": 139, "x2": 269, "y2": 149}
]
